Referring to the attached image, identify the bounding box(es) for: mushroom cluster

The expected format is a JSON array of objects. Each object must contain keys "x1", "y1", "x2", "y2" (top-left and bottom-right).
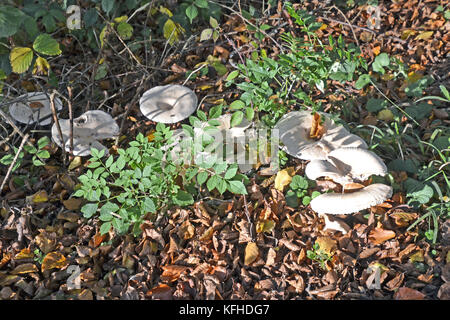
[{"x1": 274, "y1": 110, "x2": 393, "y2": 228}]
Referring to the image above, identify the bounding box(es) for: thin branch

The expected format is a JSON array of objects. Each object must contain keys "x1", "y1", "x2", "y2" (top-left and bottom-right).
[{"x1": 0, "y1": 133, "x2": 29, "y2": 195}]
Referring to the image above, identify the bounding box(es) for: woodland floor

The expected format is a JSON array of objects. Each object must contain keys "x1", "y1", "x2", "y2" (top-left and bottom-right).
[{"x1": 0, "y1": 0, "x2": 449, "y2": 300}]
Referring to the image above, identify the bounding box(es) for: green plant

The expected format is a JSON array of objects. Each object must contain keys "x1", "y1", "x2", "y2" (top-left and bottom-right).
[
  {"x1": 0, "y1": 136, "x2": 51, "y2": 172},
  {"x1": 285, "y1": 175, "x2": 320, "y2": 207},
  {"x1": 33, "y1": 248, "x2": 44, "y2": 264},
  {"x1": 306, "y1": 242, "x2": 333, "y2": 271},
  {"x1": 75, "y1": 119, "x2": 249, "y2": 237}
]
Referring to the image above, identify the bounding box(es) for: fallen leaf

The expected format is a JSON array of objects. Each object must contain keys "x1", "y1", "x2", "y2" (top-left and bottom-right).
[
  {"x1": 146, "y1": 283, "x2": 173, "y2": 300},
  {"x1": 409, "y1": 250, "x2": 424, "y2": 263},
  {"x1": 316, "y1": 236, "x2": 337, "y2": 255},
  {"x1": 390, "y1": 210, "x2": 418, "y2": 227},
  {"x1": 89, "y1": 232, "x2": 107, "y2": 248},
  {"x1": 14, "y1": 248, "x2": 34, "y2": 260},
  {"x1": 62, "y1": 198, "x2": 83, "y2": 210},
  {"x1": 394, "y1": 287, "x2": 426, "y2": 300},
  {"x1": 368, "y1": 228, "x2": 396, "y2": 245},
  {"x1": 274, "y1": 167, "x2": 295, "y2": 191},
  {"x1": 244, "y1": 242, "x2": 259, "y2": 265},
  {"x1": 41, "y1": 251, "x2": 68, "y2": 272},
  {"x1": 178, "y1": 220, "x2": 195, "y2": 240},
  {"x1": 31, "y1": 190, "x2": 48, "y2": 203},
  {"x1": 68, "y1": 157, "x2": 82, "y2": 170},
  {"x1": 310, "y1": 113, "x2": 325, "y2": 139},
  {"x1": 161, "y1": 265, "x2": 188, "y2": 282},
  {"x1": 414, "y1": 31, "x2": 433, "y2": 41},
  {"x1": 11, "y1": 263, "x2": 39, "y2": 275},
  {"x1": 343, "y1": 182, "x2": 365, "y2": 191}
]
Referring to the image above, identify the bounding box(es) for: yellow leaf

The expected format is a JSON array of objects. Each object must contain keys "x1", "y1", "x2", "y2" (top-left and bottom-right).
[
  {"x1": 159, "y1": 6, "x2": 173, "y2": 17},
  {"x1": 113, "y1": 15, "x2": 128, "y2": 23},
  {"x1": 14, "y1": 248, "x2": 34, "y2": 260},
  {"x1": 244, "y1": 242, "x2": 259, "y2": 265},
  {"x1": 274, "y1": 167, "x2": 295, "y2": 191},
  {"x1": 68, "y1": 156, "x2": 82, "y2": 171},
  {"x1": 32, "y1": 56, "x2": 50, "y2": 75},
  {"x1": 32, "y1": 190, "x2": 48, "y2": 203},
  {"x1": 163, "y1": 19, "x2": 185, "y2": 45},
  {"x1": 401, "y1": 29, "x2": 416, "y2": 40},
  {"x1": 316, "y1": 236, "x2": 337, "y2": 255},
  {"x1": 10, "y1": 47, "x2": 33, "y2": 74},
  {"x1": 41, "y1": 251, "x2": 68, "y2": 272},
  {"x1": 414, "y1": 31, "x2": 433, "y2": 40},
  {"x1": 256, "y1": 219, "x2": 275, "y2": 233},
  {"x1": 377, "y1": 109, "x2": 394, "y2": 122},
  {"x1": 319, "y1": 23, "x2": 328, "y2": 30},
  {"x1": 409, "y1": 250, "x2": 424, "y2": 263},
  {"x1": 146, "y1": 130, "x2": 155, "y2": 142}
]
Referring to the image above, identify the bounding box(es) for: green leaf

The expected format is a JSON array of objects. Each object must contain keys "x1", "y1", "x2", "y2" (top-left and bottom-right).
[
  {"x1": 230, "y1": 111, "x2": 244, "y2": 127},
  {"x1": 207, "y1": 175, "x2": 219, "y2": 191},
  {"x1": 366, "y1": 98, "x2": 387, "y2": 113},
  {"x1": 81, "y1": 203, "x2": 98, "y2": 218},
  {"x1": 0, "y1": 6, "x2": 25, "y2": 38},
  {"x1": 36, "y1": 150, "x2": 50, "y2": 159},
  {"x1": 209, "y1": 16, "x2": 219, "y2": 28},
  {"x1": 372, "y1": 53, "x2": 390, "y2": 74},
  {"x1": 209, "y1": 105, "x2": 222, "y2": 118},
  {"x1": 224, "y1": 166, "x2": 238, "y2": 180},
  {"x1": 217, "y1": 178, "x2": 228, "y2": 194},
  {"x1": 226, "y1": 70, "x2": 239, "y2": 81},
  {"x1": 37, "y1": 136, "x2": 50, "y2": 149},
  {"x1": 143, "y1": 197, "x2": 156, "y2": 213},
  {"x1": 245, "y1": 107, "x2": 254, "y2": 121},
  {"x1": 174, "y1": 190, "x2": 194, "y2": 206},
  {"x1": 355, "y1": 74, "x2": 371, "y2": 90},
  {"x1": 197, "y1": 171, "x2": 208, "y2": 185},
  {"x1": 186, "y1": 5, "x2": 198, "y2": 24},
  {"x1": 100, "y1": 221, "x2": 112, "y2": 235},
  {"x1": 32, "y1": 158, "x2": 45, "y2": 166},
  {"x1": 105, "y1": 155, "x2": 114, "y2": 168},
  {"x1": 200, "y1": 28, "x2": 213, "y2": 41},
  {"x1": 195, "y1": 0, "x2": 209, "y2": 8},
  {"x1": 10, "y1": 47, "x2": 33, "y2": 74},
  {"x1": 227, "y1": 180, "x2": 247, "y2": 195},
  {"x1": 163, "y1": 18, "x2": 184, "y2": 45},
  {"x1": 230, "y1": 100, "x2": 245, "y2": 110},
  {"x1": 33, "y1": 34, "x2": 61, "y2": 56},
  {"x1": 102, "y1": 0, "x2": 115, "y2": 15},
  {"x1": 116, "y1": 22, "x2": 133, "y2": 40}
]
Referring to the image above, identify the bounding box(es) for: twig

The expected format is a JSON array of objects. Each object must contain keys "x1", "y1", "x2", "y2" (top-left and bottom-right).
[
  {"x1": 50, "y1": 91, "x2": 66, "y2": 166},
  {"x1": 0, "y1": 133, "x2": 29, "y2": 195},
  {"x1": 332, "y1": 5, "x2": 360, "y2": 47},
  {"x1": 67, "y1": 87, "x2": 74, "y2": 158}
]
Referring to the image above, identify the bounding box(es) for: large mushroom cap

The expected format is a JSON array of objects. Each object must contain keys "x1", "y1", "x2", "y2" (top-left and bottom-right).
[
  {"x1": 305, "y1": 159, "x2": 353, "y2": 185},
  {"x1": 310, "y1": 183, "x2": 393, "y2": 215},
  {"x1": 52, "y1": 110, "x2": 119, "y2": 156},
  {"x1": 139, "y1": 85, "x2": 197, "y2": 123},
  {"x1": 327, "y1": 147, "x2": 387, "y2": 181},
  {"x1": 274, "y1": 111, "x2": 367, "y2": 160},
  {"x1": 9, "y1": 92, "x2": 62, "y2": 126}
]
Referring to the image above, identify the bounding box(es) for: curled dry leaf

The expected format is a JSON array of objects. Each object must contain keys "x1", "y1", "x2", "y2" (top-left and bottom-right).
[
  {"x1": 161, "y1": 265, "x2": 189, "y2": 283},
  {"x1": 11, "y1": 263, "x2": 39, "y2": 275},
  {"x1": 316, "y1": 236, "x2": 337, "y2": 255},
  {"x1": 274, "y1": 167, "x2": 295, "y2": 191},
  {"x1": 147, "y1": 283, "x2": 173, "y2": 300},
  {"x1": 368, "y1": 228, "x2": 396, "y2": 245}
]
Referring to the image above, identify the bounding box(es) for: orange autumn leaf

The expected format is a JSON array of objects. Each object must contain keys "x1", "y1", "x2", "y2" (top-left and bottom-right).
[
  {"x1": 41, "y1": 251, "x2": 68, "y2": 272},
  {"x1": 89, "y1": 232, "x2": 107, "y2": 248},
  {"x1": 160, "y1": 265, "x2": 188, "y2": 282},
  {"x1": 14, "y1": 248, "x2": 34, "y2": 260},
  {"x1": 244, "y1": 242, "x2": 259, "y2": 265},
  {"x1": 368, "y1": 228, "x2": 396, "y2": 245},
  {"x1": 146, "y1": 284, "x2": 173, "y2": 300},
  {"x1": 309, "y1": 113, "x2": 325, "y2": 139}
]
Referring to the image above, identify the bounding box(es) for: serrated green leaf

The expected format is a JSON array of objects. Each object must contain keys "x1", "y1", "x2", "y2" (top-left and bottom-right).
[
  {"x1": 33, "y1": 34, "x2": 61, "y2": 56},
  {"x1": 224, "y1": 166, "x2": 238, "y2": 180},
  {"x1": 197, "y1": 171, "x2": 208, "y2": 185},
  {"x1": 226, "y1": 70, "x2": 239, "y2": 82},
  {"x1": 207, "y1": 175, "x2": 219, "y2": 191},
  {"x1": 174, "y1": 190, "x2": 194, "y2": 206},
  {"x1": 0, "y1": 6, "x2": 25, "y2": 38},
  {"x1": 100, "y1": 221, "x2": 112, "y2": 235},
  {"x1": 230, "y1": 100, "x2": 245, "y2": 110},
  {"x1": 200, "y1": 28, "x2": 213, "y2": 41},
  {"x1": 209, "y1": 105, "x2": 222, "y2": 118},
  {"x1": 143, "y1": 197, "x2": 156, "y2": 213},
  {"x1": 227, "y1": 180, "x2": 247, "y2": 195}
]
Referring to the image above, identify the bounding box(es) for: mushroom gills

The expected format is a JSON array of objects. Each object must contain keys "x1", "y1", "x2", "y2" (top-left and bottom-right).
[{"x1": 310, "y1": 183, "x2": 393, "y2": 215}]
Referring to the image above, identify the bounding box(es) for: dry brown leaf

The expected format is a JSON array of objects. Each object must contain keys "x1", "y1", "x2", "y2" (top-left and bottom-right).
[
  {"x1": 14, "y1": 248, "x2": 34, "y2": 260},
  {"x1": 31, "y1": 190, "x2": 48, "y2": 203},
  {"x1": 178, "y1": 220, "x2": 195, "y2": 240},
  {"x1": 161, "y1": 265, "x2": 188, "y2": 282},
  {"x1": 41, "y1": 251, "x2": 68, "y2": 272},
  {"x1": 11, "y1": 263, "x2": 38, "y2": 275},
  {"x1": 89, "y1": 232, "x2": 107, "y2": 248},
  {"x1": 147, "y1": 284, "x2": 173, "y2": 300},
  {"x1": 62, "y1": 198, "x2": 83, "y2": 210},
  {"x1": 244, "y1": 242, "x2": 259, "y2": 266},
  {"x1": 390, "y1": 211, "x2": 418, "y2": 227},
  {"x1": 368, "y1": 228, "x2": 396, "y2": 245},
  {"x1": 394, "y1": 287, "x2": 426, "y2": 300}
]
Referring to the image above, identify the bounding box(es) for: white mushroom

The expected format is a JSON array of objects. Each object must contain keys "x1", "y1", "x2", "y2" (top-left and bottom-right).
[
  {"x1": 139, "y1": 85, "x2": 197, "y2": 123},
  {"x1": 310, "y1": 183, "x2": 393, "y2": 215},
  {"x1": 305, "y1": 147, "x2": 387, "y2": 185},
  {"x1": 9, "y1": 92, "x2": 62, "y2": 126},
  {"x1": 274, "y1": 111, "x2": 367, "y2": 160},
  {"x1": 51, "y1": 110, "x2": 119, "y2": 156}
]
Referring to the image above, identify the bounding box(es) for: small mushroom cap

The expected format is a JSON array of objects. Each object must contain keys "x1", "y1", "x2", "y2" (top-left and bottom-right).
[
  {"x1": 310, "y1": 183, "x2": 393, "y2": 215},
  {"x1": 327, "y1": 147, "x2": 387, "y2": 181},
  {"x1": 9, "y1": 92, "x2": 62, "y2": 126},
  {"x1": 274, "y1": 111, "x2": 367, "y2": 160},
  {"x1": 305, "y1": 159, "x2": 353, "y2": 185},
  {"x1": 51, "y1": 110, "x2": 119, "y2": 156},
  {"x1": 139, "y1": 85, "x2": 197, "y2": 123}
]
